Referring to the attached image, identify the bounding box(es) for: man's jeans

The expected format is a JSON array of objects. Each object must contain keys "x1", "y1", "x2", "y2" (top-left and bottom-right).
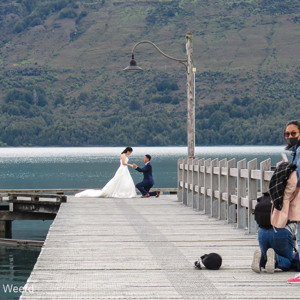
[{"x1": 258, "y1": 227, "x2": 293, "y2": 271}]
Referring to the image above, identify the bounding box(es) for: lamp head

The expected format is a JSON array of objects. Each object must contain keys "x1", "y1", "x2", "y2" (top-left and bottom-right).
[{"x1": 123, "y1": 54, "x2": 143, "y2": 72}]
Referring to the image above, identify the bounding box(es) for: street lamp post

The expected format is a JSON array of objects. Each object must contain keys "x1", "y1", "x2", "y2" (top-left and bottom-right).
[{"x1": 124, "y1": 32, "x2": 195, "y2": 158}]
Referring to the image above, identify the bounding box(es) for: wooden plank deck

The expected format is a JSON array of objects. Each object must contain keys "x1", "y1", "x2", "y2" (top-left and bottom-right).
[{"x1": 21, "y1": 195, "x2": 300, "y2": 299}]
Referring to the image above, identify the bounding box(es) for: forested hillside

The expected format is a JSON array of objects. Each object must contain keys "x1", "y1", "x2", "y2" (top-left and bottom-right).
[{"x1": 0, "y1": 0, "x2": 299, "y2": 146}]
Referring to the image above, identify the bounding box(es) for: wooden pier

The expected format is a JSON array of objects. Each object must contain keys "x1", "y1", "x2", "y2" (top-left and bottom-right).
[{"x1": 20, "y1": 194, "x2": 300, "y2": 300}]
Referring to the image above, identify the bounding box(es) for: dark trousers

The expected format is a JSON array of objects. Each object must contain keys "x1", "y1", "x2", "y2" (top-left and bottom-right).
[{"x1": 136, "y1": 182, "x2": 156, "y2": 196}]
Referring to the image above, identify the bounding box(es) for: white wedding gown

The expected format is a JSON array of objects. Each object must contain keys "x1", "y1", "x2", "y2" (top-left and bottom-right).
[{"x1": 75, "y1": 157, "x2": 137, "y2": 198}]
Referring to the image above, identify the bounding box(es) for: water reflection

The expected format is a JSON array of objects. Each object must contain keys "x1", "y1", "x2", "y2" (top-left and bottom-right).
[
  {"x1": 0, "y1": 246, "x2": 40, "y2": 300},
  {"x1": 0, "y1": 220, "x2": 51, "y2": 299}
]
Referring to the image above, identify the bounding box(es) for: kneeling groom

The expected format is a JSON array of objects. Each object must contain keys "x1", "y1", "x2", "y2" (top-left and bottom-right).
[{"x1": 133, "y1": 154, "x2": 160, "y2": 198}]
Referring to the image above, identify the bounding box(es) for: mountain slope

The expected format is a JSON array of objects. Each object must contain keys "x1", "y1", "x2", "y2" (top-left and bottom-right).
[{"x1": 0, "y1": 0, "x2": 299, "y2": 146}]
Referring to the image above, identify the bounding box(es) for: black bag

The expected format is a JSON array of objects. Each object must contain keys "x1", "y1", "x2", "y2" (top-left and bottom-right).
[
  {"x1": 254, "y1": 192, "x2": 272, "y2": 228},
  {"x1": 194, "y1": 253, "x2": 222, "y2": 270}
]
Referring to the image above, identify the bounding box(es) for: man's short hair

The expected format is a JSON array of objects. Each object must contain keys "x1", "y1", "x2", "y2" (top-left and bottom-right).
[{"x1": 145, "y1": 154, "x2": 151, "y2": 161}]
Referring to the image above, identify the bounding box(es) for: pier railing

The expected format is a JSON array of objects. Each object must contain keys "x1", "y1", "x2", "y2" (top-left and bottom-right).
[{"x1": 177, "y1": 157, "x2": 274, "y2": 234}]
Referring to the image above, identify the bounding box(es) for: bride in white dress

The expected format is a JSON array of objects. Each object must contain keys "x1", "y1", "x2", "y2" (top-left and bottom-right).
[{"x1": 75, "y1": 147, "x2": 137, "y2": 198}]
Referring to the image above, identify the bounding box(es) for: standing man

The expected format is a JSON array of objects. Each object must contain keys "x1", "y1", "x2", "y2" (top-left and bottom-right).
[{"x1": 133, "y1": 154, "x2": 160, "y2": 198}]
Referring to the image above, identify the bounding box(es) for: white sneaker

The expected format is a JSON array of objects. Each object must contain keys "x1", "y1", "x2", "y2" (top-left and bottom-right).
[
  {"x1": 251, "y1": 249, "x2": 262, "y2": 273},
  {"x1": 265, "y1": 248, "x2": 275, "y2": 274}
]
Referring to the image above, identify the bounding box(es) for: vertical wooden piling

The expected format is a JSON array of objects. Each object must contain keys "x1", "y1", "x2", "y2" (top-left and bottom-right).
[{"x1": 0, "y1": 220, "x2": 12, "y2": 238}]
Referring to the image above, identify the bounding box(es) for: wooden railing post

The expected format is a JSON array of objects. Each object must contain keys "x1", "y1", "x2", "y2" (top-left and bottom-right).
[
  {"x1": 198, "y1": 158, "x2": 205, "y2": 211},
  {"x1": 192, "y1": 158, "x2": 200, "y2": 210},
  {"x1": 204, "y1": 159, "x2": 211, "y2": 214},
  {"x1": 187, "y1": 158, "x2": 194, "y2": 207},
  {"x1": 248, "y1": 159, "x2": 258, "y2": 234},
  {"x1": 227, "y1": 158, "x2": 236, "y2": 224},
  {"x1": 218, "y1": 158, "x2": 227, "y2": 220},
  {"x1": 177, "y1": 158, "x2": 184, "y2": 202},
  {"x1": 182, "y1": 158, "x2": 188, "y2": 205},
  {"x1": 237, "y1": 159, "x2": 247, "y2": 229},
  {"x1": 261, "y1": 158, "x2": 271, "y2": 193},
  {"x1": 211, "y1": 158, "x2": 219, "y2": 218}
]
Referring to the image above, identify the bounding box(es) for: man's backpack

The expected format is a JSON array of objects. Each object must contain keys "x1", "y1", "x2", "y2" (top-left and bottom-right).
[{"x1": 254, "y1": 192, "x2": 272, "y2": 228}]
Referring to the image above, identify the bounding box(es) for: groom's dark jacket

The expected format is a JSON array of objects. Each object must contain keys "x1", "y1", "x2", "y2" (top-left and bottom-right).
[{"x1": 135, "y1": 162, "x2": 154, "y2": 186}]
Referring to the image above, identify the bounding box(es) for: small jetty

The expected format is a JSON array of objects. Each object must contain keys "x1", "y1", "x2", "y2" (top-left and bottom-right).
[
  {"x1": 20, "y1": 194, "x2": 300, "y2": 300},
  {"x1": 0, "y1": 191, "x2": 66, "y2": 237}
]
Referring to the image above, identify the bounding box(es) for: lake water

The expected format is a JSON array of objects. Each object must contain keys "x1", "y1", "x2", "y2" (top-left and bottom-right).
[{"x1": 0, "y1": 146, "x2": 288, "y2": 299}]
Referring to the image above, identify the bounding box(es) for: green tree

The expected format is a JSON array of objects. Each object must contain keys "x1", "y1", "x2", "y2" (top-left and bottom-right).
[{"x1": 129, "y1": 99, "x2": 141, "y2": 111}]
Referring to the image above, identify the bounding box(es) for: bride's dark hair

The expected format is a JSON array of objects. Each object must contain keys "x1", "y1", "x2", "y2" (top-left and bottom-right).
[{"x1": 121, "y1": 147, "x2": 133, "y2": 154}]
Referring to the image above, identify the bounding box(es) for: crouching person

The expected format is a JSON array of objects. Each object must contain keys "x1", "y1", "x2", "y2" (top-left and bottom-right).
[
  {"x1": 252, "y1": 168, "x2": 299, "y2": 273},
  {"x1": 254, "y1": 225, "x2": 295, "y2": 273}
]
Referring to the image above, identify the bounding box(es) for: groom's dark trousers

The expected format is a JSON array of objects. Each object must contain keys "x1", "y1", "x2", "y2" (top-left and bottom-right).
[{"x1": 135, "y1": 163, "x2": 156, "y2": 196}]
